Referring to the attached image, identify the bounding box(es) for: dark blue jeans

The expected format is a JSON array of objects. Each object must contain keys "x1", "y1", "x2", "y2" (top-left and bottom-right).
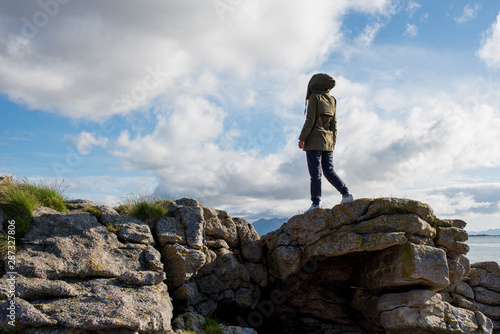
[{"x1": 306, "y1": 150, "x2": 349, "y2": 205}]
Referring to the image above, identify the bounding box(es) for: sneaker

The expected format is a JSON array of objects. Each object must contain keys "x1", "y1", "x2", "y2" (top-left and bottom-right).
[
  {"x1": 305, "y1": 204, "x2": 320, "y2": 213},
  {"x1": 340, "y1": 193, "x2": 354, "y2": 204}
]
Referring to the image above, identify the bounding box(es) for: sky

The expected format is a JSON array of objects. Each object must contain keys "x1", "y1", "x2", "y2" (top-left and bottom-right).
[{"x1": 1, "y1": 0, "x2": 500, "y2": 232}]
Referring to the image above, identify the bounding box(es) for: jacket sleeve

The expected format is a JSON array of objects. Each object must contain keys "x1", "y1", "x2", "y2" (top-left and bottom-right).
[
  {"x1": 298, "y1": 96, "x2": 317, "y2": 142},
  {"x1": 331, "y1": 97, "x2": 337, "y2": 145},
  {"x1": 331, "y1": 112, "x2": 337, "y2": 145}
]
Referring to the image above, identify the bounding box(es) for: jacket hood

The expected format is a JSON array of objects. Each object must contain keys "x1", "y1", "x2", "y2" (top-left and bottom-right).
[{"x1": 306, "y1": 73, "x2": 336, "y2": 100}]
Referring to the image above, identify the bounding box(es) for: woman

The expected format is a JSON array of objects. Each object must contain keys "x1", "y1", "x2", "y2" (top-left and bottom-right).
[{"x1": 298, "y1": 73, "x2": 353, "y2": 212}]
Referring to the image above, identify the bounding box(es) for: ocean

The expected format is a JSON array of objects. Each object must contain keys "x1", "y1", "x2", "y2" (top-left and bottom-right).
[{"x1": 466, "y1": 235, "x2": 500, "y2": 264}]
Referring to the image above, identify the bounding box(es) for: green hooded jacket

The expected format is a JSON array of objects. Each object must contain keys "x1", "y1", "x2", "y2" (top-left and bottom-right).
[{"x1": 298, "y1": 73, "x2": 337, "y2": 151}]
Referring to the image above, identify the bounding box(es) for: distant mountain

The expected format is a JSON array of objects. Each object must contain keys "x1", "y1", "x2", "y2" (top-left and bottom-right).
[
  {"x1": 252, "y1": 217, "x2": 288, "y2": 236},
  {"x1": 469, "y1": 228, "x2": 500, "y2": 236}
]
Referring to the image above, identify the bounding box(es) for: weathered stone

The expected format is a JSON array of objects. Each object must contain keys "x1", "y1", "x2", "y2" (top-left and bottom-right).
[
  {"x1": 245, "y1": 262, "x2": 268, "y2": 287},
  {"x1": 101, "y1": 214, "x2": 154, "y2": 244},
  {"x1": 213, "y1": 251, "x2": 251, "y2": 287},
  {"x1": 472, "y1": 262, "x2": 500, "y2": 276},
  {"x1": 340, "y1": 214, "x2": 436, "y2": 238},
  {"x1": 234, "y1": 217, "x2": 263, "y2": 263},
  {"x1": 359, "y1": 197, "x2": 434, "y2": 224},
  {"x1": 118, "y1": 270, "x2": 166, "y2": 285},
  {"x1": 261, "y1": 229, "x2": 292, "y2": 251},
  {"x1": 142, "y1": 245, "x2": 164, "y2": 271},
  {"x1": 197, "y1": 273, "x2": 225, "y2": 295},
  {"x1": 459, "y1": 255, "x2": 471, "y2": 277},
  {"x1": 441, "y1": 257, "x2": 465, "y2": 292},
  {"x1": 474, "y1": 286, "x2": 500, "y2": 305},
  {"x1": 197, "y1": 248, "x2": 218, "y2": 276},
  {"x1": 435, "y1": 219, "x2": 467, "y2": 229},
  {"x1": 269, "y1": 201, "x2": 370, "y2": 248},
  {"x1": 179, "y1": 205, "x2": 205, "y2": 250},
  {"x1": 0, "y1": 297, "x2": 57, "y2": 327},
  {"x1": 435, "y1": 226, "x2": 469, "y2": 259},
  {"x1": 378, "y1": 289, "x2": 492, "y2": 334},
  {"x1": 34, "y1": 279, "x2": 173, "y2": 333},
  {"x1": 454, "y1": 281, "x2": 475, "y2": 300},
  {"x1": 455, "y1": 292, "x2": 479, "y2": 310},
  {"x1": 172, "y1": 311, "x2": 206, "y2": 333},
  {"x1": 161, "y1": 243, "x2": 206, "y2": 288},
  {"x1": 206, "y1": 238, "x2": 230, "y2": 250},
  {"x1": 196, "y1": 298, "x2": 218, "y2": 316},
  {"x1": 176, "y1": 197, "x2": 199, "y2": 206},
  {"x1": 304, "y1": 231, "x2": 407, "y2": 259},
  {"x1": 65, "y1": 199, "x2": 98, "y2": 210},
  {"x1": 17, "y1": 209, "x2": 147, "y2": 279},
  {"x1": 0, "y1": 275, "x2": 77, "y2": 300},
  {"x1": 156, "y1": 216, "x2": 186, "y2": 245},
  {"x1": 173, "y1": 281, "x2": 205, "y2": 306},
  {"x1": 469, "y1": 267, "x2": 500, "y2": 292},
  {"x1": 269, "y1": 246, "x2": 301, "y2": 280},
  {"x1": 406, "y1": 233, "x2": 434, "y2": 245},
  {"x1": 358, "y1": 242, "x2": 450, "y2": 292},
  {"x1": 475, "y1": 311, "x2": 495, "y2": 333},
  {"x1": 96, "y1": 205, "x2": 119, "y2": 216},
  {"x1": 235, "y1": 287, "x2": 255, "y2": 308},
  {"x1": 203, "y1": 206, "x2": 239, "y2": 247},
  {"x1": 472, "y1": 300, "x2": 500, "y2": 321}
]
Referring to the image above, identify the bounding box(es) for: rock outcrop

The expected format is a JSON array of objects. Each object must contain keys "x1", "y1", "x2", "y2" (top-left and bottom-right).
[
  {"x1": 449, "y1": 261, "x2": 500, "y2": 330},
  {"x1": 0, "y1": 205, "x2": 174, "y2": 333},
  {"x1": 0, "y1": 196, "x2": 498, "y2": 333},
  {"x1": 256, "y1": 198, "x2": 494, "y2": 334}
]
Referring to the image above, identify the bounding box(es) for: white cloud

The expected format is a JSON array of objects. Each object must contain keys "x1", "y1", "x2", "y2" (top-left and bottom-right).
[
  {"x1": 69, "y1": 131, "x2": 108, "y2": 155},
  {"x1": 477, "y1": 12, "x2": 500, "y2": 68},
  {"x1": 407, "y1": 1, "x2": 421, "y2": 18},
  {"x1": 357, "y1": 22, "x2": 384, "y2": 47},
  {"x1": 404, "y1": 23, "x2": 418, "y2": 38},
  {"x1": 0, "y1": 0, "x2": 393, "y2": 120},
  {"x1": 454, "y1": 3, "x2": 481, "y2": 24}
]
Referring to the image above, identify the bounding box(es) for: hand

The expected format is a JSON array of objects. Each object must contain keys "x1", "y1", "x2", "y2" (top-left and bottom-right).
[
  {"x1": 332, "y1": 144, "x2": 335, "y2": 151},
  {"x1": 298, "y1": 140, "x2": 305, "y2": 149}
]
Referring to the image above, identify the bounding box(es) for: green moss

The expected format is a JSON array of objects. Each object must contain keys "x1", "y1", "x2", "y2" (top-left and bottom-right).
[
  {"x1": 202, "y1": 317, "x2": 223, "y2": 334},
  {"x1": 387, "y1": 200, "x2": 410, "y2": 215}
]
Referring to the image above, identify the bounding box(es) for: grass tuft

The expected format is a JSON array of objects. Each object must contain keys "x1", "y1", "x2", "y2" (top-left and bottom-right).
[
  {"x1": 119, "y1": 193, "x2": 172, "y2": 226},
  {"x1": 0, "y1": 177, "x2": 67, "y2": 237},
  {"x1": 201, "y1": 317, "x2": 223, "y2": 334},
  {"x1": 0, "y1": 232, "x2": 14, "y2": 259},
  {"x1": 82, "y1": 206, "x2": 102, "y2": 220},
  {"x1": 105, "y1": 223, "x2": 120, "y2": 234}
]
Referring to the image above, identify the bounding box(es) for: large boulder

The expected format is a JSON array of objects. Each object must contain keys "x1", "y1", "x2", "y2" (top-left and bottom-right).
[
  {"x1": 2, "y1": 206, "x2": 174, "y2": 333},
  {"x1": 378, "y1": 289, "x2": 493, "y2": 334},
  {"x1": 357, "y1": 242, "x2": 450, "y2": 292}
]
